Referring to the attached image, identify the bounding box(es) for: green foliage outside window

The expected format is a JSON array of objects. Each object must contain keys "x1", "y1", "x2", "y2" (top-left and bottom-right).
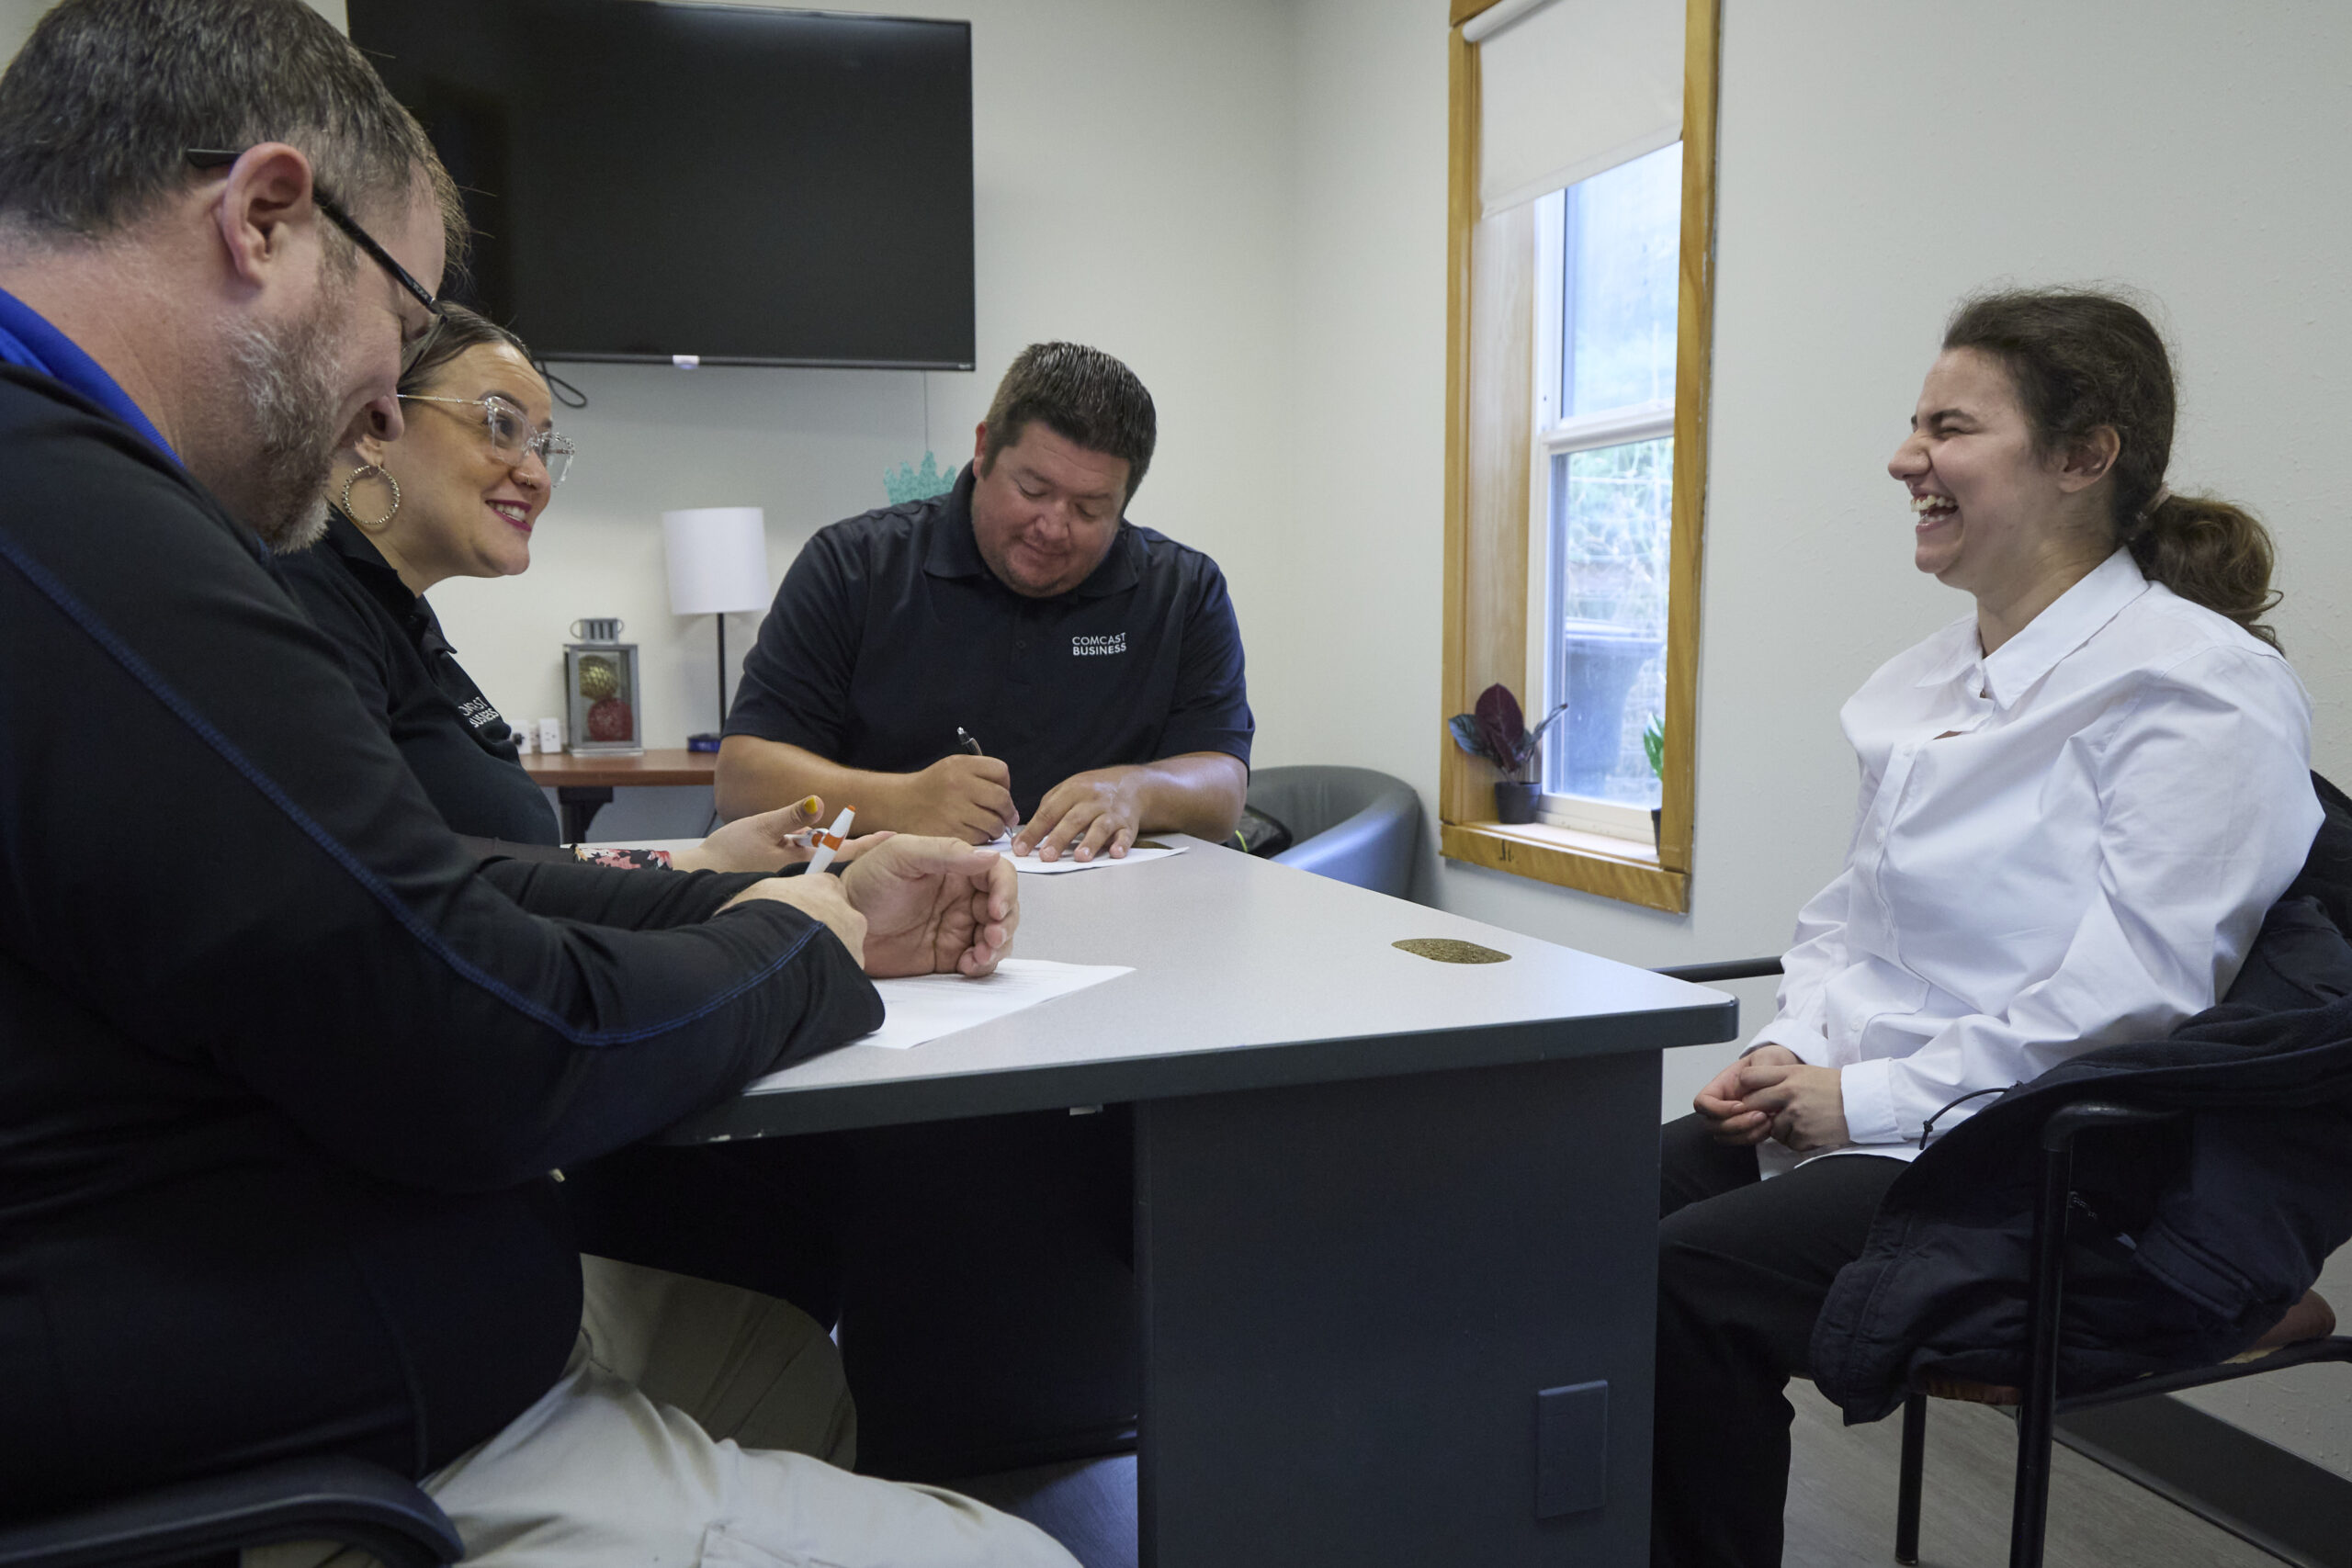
[{"x1": 1559, "y1": 436, "x2": 1672, "y2": 629}]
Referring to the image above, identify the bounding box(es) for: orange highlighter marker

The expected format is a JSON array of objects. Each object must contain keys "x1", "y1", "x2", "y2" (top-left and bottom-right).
[{"x1": 804, "y1": 807, "x2": 854, "y2": 874}]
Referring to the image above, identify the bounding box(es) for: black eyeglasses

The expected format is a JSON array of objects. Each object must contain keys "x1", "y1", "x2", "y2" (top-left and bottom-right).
[{"x1": 184, "y1": 148, "x2": 443, "y2": 326}]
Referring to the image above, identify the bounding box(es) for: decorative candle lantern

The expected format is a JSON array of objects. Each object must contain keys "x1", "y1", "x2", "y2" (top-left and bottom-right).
[{"x1": 564, "y1": 617, "x2": 643, "y2": 755}]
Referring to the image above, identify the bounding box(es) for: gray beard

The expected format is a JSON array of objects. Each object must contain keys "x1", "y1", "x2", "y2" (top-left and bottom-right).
[{"x1": 223, "y1": 300, "x2": 345, "y2": 553}]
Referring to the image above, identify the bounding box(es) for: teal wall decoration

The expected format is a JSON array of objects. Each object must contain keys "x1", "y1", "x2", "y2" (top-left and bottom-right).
[{"x1": 884, "y1": 451, "x2": 957, "y2": 504}]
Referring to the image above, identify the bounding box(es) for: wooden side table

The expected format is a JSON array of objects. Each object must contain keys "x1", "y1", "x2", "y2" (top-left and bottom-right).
[{"x1": 520, "y1": 748, "x2": 718, "y2": 843}]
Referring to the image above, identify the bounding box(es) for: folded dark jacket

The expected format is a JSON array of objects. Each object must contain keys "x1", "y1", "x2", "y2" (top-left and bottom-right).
[{"x1": 1814, "y1": 887, "x2": 2352, "y2": 1423}]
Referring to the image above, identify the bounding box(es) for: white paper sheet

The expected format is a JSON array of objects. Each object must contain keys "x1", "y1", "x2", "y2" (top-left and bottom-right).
[
  {"x1": 980, "y1": 832, "x2": 1189, "y2": 875},
  {"x1": 747, "y1": 959, "x2": 1133, "y2": 1082},
  {"x1": 604, "y1": 835, "x2": 1183, "y2": 875}
]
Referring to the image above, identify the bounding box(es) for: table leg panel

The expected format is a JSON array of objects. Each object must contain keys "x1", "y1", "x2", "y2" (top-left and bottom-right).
[
  {"x1": 1135, "y1": 1048, "x2": 1659, "y2": 1567},
  {"x1": 555, "y1": 784, "x2": 613, "y2": 846}
]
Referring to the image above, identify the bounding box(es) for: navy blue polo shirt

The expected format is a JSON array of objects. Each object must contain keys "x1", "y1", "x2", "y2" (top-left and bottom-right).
[{"x1": 729, "y1": 466, "x2": 1252, "y2": 821}]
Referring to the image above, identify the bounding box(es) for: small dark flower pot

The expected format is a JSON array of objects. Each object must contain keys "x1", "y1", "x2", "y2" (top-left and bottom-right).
[
  {"x1": 1495, "y1": 780, "x2": 1541, "y2": 825},
  {"x1": 1651, "y1": 807, "x2": 1662, "y2": 848}
]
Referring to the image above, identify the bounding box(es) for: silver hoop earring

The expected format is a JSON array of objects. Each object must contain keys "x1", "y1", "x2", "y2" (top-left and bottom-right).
[{"x1": 341, "y1": 464, "x2": 401, "y2": 529}]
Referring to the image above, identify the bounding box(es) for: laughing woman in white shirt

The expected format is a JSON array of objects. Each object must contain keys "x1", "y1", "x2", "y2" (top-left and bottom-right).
[{"x1": 1650, "y1": 288, "x2": 2323, "y2": 1568}]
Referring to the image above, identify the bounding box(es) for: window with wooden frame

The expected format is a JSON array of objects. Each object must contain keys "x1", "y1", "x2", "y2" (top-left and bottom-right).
[{"x1": 1441, "y1": 0, "x2": 1722, "y2": 915}]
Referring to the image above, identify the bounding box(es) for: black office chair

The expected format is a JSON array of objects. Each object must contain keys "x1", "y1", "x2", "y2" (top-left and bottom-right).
[
  {"x1": 0, "y1": 1456, "x2": 461, "y2": 1568},
  {"x1": 1885, "y1": 1095, "x2": 2352, "y2": 1568},
  {"x1": 1652, "y1": 955, "x2": 2352, "y2": 1568}
]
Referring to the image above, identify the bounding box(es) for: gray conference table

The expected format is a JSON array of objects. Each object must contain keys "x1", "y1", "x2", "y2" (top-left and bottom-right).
[{"x1": 671, "y1": 836, "x2": 1737, "y2": 1567}]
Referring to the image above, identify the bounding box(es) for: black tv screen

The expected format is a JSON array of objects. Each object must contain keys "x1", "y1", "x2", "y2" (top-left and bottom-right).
[{"x1": 349, "y1": 0, "x2": 975, "y2": 368}]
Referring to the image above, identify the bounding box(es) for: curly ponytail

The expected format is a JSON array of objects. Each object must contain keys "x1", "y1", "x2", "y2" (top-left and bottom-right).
[
  {"x1": 2129, "y1": 491, "x2": 2281, "y2": 649},
  {"x1": 1943, "y1": 288, "x2": 2282, "y2": 650}
]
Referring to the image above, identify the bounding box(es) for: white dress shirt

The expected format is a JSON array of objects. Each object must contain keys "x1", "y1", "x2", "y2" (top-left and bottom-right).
[{"x1": 1751, "y1": 548, "x2": 2319, "y2": 1160}]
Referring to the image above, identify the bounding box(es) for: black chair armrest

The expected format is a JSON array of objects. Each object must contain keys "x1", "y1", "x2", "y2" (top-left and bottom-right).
[
  {"x1": 0, "y1": 1456, "x2": 461, "y2": 1568},
  {"x1": 2039, "y1": 1098, "x2": 2182, "y2": 1153}
]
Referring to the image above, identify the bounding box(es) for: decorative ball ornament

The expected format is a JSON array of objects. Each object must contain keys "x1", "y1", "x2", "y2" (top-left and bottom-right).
[
  {"x1": 586, "y1": 696, "x2": 634, "y2": 742},
  {"x1": 576, "y1": 656, "x2": 619, "y2": 701}
]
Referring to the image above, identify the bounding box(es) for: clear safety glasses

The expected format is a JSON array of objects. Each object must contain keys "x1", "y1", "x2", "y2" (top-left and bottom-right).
[{"x1": 401, "y1": 394, "x2": 576, "y2": 487}]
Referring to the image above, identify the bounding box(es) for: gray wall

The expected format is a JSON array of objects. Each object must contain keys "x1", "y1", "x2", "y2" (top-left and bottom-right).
[{"x1": 0, "y1": 0, "x2": 45, "y2": 60}]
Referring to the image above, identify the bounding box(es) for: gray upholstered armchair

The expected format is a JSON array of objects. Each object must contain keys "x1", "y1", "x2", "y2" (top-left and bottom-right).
[{"x1": 1245, "y1": 766, "x2": 1423, "y2": 899}]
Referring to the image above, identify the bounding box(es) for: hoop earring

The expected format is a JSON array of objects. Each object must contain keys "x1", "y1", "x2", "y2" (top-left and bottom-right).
[{"x1": 341, "y1": 464, "x2": 401, "y2": 529}]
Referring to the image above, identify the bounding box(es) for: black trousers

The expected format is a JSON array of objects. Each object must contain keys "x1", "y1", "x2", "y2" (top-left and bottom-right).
[
  {"x1": 1651, "y1": 1115, "x2": 1906, "y2": 1568},
  {"x1": 563, "y1": 1134, "x2": 860, "y2": 1328},
  {"x1": 564, "y1": 1107, "x2": 1137, "y2": 1479}
]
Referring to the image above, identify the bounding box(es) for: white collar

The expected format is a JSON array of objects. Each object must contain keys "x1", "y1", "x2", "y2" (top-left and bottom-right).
[{"x1": 1913, "y1": 549, "x2": 2150, "y2": 708}]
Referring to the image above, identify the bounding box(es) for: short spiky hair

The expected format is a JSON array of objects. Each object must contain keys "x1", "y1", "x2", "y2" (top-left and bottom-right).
[
  {"x1": 979, "y1": 342, "x2": 1158, "y2": 501},
  {"x1": 0, "y1": 0, "x2": 464, "y2": 266}
]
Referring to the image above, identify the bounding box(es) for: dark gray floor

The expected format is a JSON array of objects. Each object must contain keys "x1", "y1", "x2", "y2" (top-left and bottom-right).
[
  {"x1": 1786, "y1": 1381, "x2": 2281, "y2": 1566},
  {"x1": 949, "y1": 1384, "x2": 2285, "y2": 1568},
  {"x1": 947, "y1": 1454, "x2": 1137, "y2": 1568}
]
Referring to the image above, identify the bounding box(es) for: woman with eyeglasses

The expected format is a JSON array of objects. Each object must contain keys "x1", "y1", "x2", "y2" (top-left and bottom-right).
[
  {"x1": 281, "y1": 304, "x2": 905, "y2": 1383},
  {"x1": 284, "y1": 306, "x2": 847, "y2": 871},
  {"x1": 281, "y1": 304, "x2": 579, "y2": 845}
]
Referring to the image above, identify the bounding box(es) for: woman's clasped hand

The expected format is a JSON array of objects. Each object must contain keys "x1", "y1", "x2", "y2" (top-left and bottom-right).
[{"x1": 1693, "y1": 1047, "x2": 1850, "y2": 1155}]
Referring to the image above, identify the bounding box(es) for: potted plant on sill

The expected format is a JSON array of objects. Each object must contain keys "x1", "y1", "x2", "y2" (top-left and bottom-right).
[
  {"x1": 1643, "y1": 711, "x2": 1666, "y2": 848},
  {"x1": 1447, "y1": 682, "x2": 1569, "y2": 826}
]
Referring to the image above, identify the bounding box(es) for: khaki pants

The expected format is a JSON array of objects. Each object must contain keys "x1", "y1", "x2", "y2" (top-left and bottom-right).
[{"x1": 250, "y1": 1257, "x2": 1076, "y2": 1568}]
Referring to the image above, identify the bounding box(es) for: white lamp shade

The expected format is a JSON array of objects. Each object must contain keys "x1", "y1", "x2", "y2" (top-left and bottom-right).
[{"x1": 662, "y1": 507, "x2": 772, "y2": 616}]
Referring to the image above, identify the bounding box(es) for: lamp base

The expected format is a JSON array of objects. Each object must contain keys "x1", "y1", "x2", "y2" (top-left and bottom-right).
[{"x1": 686, "y1": 732, "x2": 722, "y2": 753}]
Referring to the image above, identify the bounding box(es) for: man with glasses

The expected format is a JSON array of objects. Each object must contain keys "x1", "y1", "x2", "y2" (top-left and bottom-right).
[{"x1": 0, "y1": 3, "x2": 1071, "y2": 1564}]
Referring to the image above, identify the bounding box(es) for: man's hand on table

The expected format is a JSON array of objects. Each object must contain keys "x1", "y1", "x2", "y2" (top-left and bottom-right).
[
  {"x1": 1012, "y1": 766, "x2": 1147, "y2": 863},
  {"x1": 720, "y1": 869, "x2": 868, "y2": 967},
  {"x1": 887, "y1": 755, "x2": 1021, "y2": 843},
  {"x1": 717, "y1": 836, "x2": 1016, "y2": 977},
  {"x1": 1693, "y1": 1045, "x2": 1851, "y2": 1155},
  {"x1": 840, "y1": 835, "x2": 1019, "y2": 977},
  {"x1": 672, "y1": 796, "x2": 892, "y2": 873}
]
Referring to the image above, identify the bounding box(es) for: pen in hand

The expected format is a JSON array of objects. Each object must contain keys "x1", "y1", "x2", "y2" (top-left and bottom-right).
[
  {"x1": 803, "y1": 807, "x2": 855, "y2": 875},
  {"x1": 956, "y1": 728, "x2": 1020, "y2": 847}
]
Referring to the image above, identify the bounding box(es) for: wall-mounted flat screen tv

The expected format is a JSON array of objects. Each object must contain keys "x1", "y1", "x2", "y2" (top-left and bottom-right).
[{"x1": 349, "y1": 0, "x2": 975, "y2": 368}]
